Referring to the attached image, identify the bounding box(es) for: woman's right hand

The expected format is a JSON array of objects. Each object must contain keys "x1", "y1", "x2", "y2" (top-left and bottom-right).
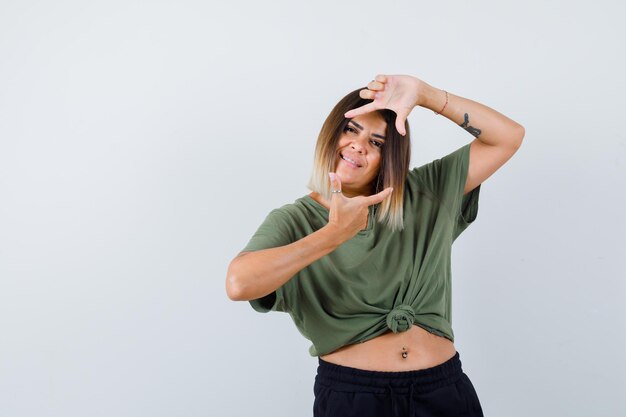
[{"x1": 326, "y1": 172, "x2": 393, "y2": 242}]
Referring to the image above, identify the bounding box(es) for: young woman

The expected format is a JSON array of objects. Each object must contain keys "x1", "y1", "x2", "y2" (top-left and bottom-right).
[{"x1": 226, "y1": 74, "x2": 524, "y2": 417}]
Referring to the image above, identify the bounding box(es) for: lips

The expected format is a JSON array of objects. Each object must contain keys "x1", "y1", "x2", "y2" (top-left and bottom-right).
[{"x1": 340, "y1": 153, "x2": 363, "y2": 168}]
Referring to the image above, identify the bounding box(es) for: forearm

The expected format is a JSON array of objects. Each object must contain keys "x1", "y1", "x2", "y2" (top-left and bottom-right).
[
  {"x1": 226, "y1": 224, "x2": 343, "y2": 301},
  {"x1": 418, "y1": 81, "x2": 525, "y2": 149}
]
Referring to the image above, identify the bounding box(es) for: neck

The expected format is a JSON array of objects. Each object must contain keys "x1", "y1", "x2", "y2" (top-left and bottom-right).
[{"x1": 341, "y1": 189, "x2": 367, "y2": 198}]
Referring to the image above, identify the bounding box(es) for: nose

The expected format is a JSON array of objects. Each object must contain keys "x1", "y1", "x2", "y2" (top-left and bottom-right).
[{"x1": 350, "y1": 139, "x2": 366, "y2": 154}]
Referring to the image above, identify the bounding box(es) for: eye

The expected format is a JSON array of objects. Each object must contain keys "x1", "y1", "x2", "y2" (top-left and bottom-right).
[
  {"x1": 344, "y1": 126, "x2": 357, "y2": 133},
  {"x1": 370, "y1": 140, "x2": 384, "y2": 149}
]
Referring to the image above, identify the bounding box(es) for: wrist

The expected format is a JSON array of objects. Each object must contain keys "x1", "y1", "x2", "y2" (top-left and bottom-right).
[
  {"x1": 418, "y1": 83, "x2": 446, "y2": 112},
  {"x1": 321, "y1": 223, "x2": 348, "y2": 248}
]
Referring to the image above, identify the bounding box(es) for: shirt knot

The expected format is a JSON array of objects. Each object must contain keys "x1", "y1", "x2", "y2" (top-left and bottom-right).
[{"x1": 386, "y1": 304, "x2": 415, "y2": 333}]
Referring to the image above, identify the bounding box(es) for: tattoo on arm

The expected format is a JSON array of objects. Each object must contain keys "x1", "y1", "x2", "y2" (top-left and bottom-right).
[{"x1": 459, "y1": 113, "x2": 482, "y2": 138}]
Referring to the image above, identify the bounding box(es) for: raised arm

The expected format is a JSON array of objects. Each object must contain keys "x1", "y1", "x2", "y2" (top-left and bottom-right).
[
  {"x1": 344, "y1": 74, "x2": 525, "y2": 195},
  {"x1": 418, "y1": 82, "x2": 525, "y2": 194}
]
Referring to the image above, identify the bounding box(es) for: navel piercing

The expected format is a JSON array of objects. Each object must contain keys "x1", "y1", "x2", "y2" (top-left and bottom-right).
[{"x1": 401, "y1": 347, "x2": 408, "y2": 359}]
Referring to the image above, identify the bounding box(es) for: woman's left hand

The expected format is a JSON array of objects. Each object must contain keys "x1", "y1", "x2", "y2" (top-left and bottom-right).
[{"x1": 344, "y1": 74, "x2": 425, "y2": 136}]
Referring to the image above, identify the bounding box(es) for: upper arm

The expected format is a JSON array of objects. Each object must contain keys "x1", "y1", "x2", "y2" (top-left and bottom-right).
[
  {"x1": 235, "y1": 208, "x2": 296, "y2": 313},
  {"x1": 464, "y1": 137, "x2": 522, "y2": 195},
  {"x1": 240, "y1": 208, "x2": 295, "y2": 253}
]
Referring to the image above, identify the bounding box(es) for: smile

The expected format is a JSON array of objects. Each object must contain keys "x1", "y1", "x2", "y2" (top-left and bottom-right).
[{"x1": 340, "y1": 153, "x2": 362, "y2": 168}]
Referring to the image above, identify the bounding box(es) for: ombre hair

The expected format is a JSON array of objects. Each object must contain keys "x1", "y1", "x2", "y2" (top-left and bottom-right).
[{"x1": 306, "y1": 87, "x2": 411, "y2": 233}]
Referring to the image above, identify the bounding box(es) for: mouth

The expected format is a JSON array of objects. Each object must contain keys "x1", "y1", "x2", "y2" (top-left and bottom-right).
[{"x1": 339, "y1": 153, "x2": 362, "y2": 168}]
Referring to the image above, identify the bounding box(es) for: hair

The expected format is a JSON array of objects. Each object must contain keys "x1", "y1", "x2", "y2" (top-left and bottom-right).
[{"x1": 306, "y1": 87, "x2": 412, "y2": 233}]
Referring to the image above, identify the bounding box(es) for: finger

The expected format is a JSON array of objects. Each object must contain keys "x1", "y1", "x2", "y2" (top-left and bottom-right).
[
  {"x1": 328, "y1": 172, "x2": 342, "y2": 197},
  {"x1": 363, "y1": 187, "x2": 394, "y2": 206},
  {"x1": 396, "y1": 116, "x2": 406, "y2": 136},
  {"x1": 367, "y1": 80, "x2": 384, "y2": 91},
  {"x1": 359, "y1": 89, "x2": 376, "y2": 100},
  {"x1": 344, "y1": 102, "x2": 378, "y2": 119},
  {"x1": 375, "y1": 74, "x2": 387, "y2": 83},
  {"x1": 394, "y1": 108, "x2": 411, "y2": 136}
]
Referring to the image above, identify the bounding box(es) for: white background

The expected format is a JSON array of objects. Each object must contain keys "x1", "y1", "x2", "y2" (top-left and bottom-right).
[{"x1": 1, "y1": 1, "x2": 624, "y2": 416}]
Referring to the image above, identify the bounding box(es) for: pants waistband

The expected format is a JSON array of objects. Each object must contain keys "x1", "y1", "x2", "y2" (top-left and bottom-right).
[{"x1": 315, "y1": 351, "x2": 463, "y2": 395}]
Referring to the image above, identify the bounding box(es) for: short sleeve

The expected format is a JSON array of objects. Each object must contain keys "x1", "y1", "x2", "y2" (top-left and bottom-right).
[
  {"x1": 240, "y1": 208, "x2": 295, "y2": 313},
  {"x1": 411, "y1": 143, "x2": 481, "y2": 240}
]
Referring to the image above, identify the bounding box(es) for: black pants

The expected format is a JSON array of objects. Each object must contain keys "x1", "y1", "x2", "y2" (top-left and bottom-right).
[{"x1": 313, "y1": 351, "x2": 484, "y2": 417}]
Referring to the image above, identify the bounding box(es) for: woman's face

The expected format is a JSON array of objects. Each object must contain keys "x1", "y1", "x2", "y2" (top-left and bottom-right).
[{"x1": 334, "y1": 112, "x2": 387, "y2": 197}]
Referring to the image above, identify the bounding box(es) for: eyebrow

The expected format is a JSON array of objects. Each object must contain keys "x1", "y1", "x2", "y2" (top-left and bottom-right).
[{"x1": 349, "y1": 121, "x2": 386, "y2": 140}]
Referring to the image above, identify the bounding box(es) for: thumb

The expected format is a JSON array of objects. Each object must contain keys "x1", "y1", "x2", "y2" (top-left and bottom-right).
[
  {"x1": 395, "y1": 108, "x2": 411, "y2": 136},
  {"x1": 328, "y1": 172, "x2": 342, "y2": 198},
  {"x1": 363, "y1": 187, "x2": 394, "y2": 206}
]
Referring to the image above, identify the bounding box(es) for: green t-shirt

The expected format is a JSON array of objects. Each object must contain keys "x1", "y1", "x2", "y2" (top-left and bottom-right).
[{"x1": 241, "y1": 142, "x2": 481, "y2": 357}]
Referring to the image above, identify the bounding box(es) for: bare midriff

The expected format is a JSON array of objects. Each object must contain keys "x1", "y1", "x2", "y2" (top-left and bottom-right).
[{"x1": 319, "y1": 325, "x2": 457, "y2": 372}]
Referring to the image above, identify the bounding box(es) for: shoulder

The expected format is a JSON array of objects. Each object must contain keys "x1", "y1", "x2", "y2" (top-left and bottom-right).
[
  {"x1": 266, "y1": 197, "x2": 313, "y2": 223},
  {"x1": 405, "y1": 165, "x2": 441, "y2": 203}
]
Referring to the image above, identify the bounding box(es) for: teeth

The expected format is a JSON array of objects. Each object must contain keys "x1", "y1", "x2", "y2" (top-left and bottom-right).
[{"x1": 341, "y1": 154, "x2": 360, "y2": 167}]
